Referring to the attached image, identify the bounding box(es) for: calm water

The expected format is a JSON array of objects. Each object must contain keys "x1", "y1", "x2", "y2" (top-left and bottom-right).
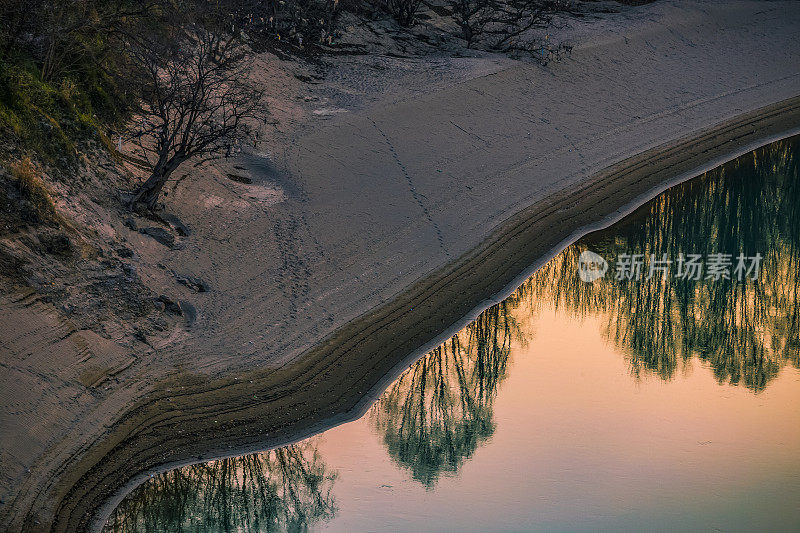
[{"x1": 107, "y1": 137, "x2": 800, "y2": 532}]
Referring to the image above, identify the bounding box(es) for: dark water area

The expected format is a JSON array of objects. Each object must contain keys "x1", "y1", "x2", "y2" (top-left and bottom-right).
[{"x1": 106, "y1": 136, "x2": 800, "y2": 532}]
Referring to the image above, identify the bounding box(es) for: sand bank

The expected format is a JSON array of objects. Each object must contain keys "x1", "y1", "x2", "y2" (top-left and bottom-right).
[{"x1": 2, "y1": 1, "x2": 800, "y2": 530}]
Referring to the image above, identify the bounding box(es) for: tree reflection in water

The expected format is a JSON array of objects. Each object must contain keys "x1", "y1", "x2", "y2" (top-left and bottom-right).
[
  {"x1": 531, "y1": 136, "x2": 800, "y2": 391},
  {"x1": 368, "y1": 295, "x2": 525, "y2": 487},
  {"x1": 107, "y1": 295, "x2": 528, "y2": 531},
  {"x1": 105, "y1": 442, "x2": 336, "y2": 532},
  {"x1": 105, "y1": 137, "x2": 800, "y2": 530}
]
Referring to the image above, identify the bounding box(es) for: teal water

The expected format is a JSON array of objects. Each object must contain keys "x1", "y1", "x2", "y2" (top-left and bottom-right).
[{"x1": 106, "y1": 137, "x2": 800, "y2": 532}]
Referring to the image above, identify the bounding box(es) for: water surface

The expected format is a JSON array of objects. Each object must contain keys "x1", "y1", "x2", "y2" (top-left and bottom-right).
[{"x1": 107, "y1": 137, "x2": 800, "y2": 532}]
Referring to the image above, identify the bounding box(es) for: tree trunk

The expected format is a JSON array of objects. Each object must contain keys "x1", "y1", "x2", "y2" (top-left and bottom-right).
[
  {"x1": 130, "y1": 172, "x2": 168, "y2": 210},
  {"x1": 129, "y1": 158, "x2": 182, "y2": 210}
]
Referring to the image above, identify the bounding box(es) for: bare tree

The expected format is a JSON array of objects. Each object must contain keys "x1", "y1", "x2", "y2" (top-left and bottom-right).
[
  {"x1": 1, "y1": 0, "x2": 155, "y2": 81},
  {"x1": 488, "y1": 0, "x2": 571, "y2": 52},
  {"x1": 210, "y1": 0, "x2": 342, "y2": 50},
  {"x1": 450, "y1": 0, "x2": 494, "y2": 47},
  {"x1": 382, "y1": 0, "x2": 425, "y2": 27},
  {"x1": 449, "y1": 0, "x2": 572, "y2": 57},
  {"x1": 126, "y1": 28, "x2": 264, "y2": 210}
]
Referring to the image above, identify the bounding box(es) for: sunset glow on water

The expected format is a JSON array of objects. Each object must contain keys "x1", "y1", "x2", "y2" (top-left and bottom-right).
[{"x1": 108, "y1": 139, "x2": 800, "y2": 532}]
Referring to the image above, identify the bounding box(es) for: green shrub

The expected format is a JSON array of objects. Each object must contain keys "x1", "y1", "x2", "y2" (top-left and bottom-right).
[
  {"x1": 0, "y1": 52, "x2": 130, "y2": 166},
  {"x1": 9, "y1": 157, "x2": 60, "y2": 223}
]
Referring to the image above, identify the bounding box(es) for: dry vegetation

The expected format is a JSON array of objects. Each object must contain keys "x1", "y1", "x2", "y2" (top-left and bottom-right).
[{"x1": 0, "y1": 0, "x2": 582, "y2": 343}]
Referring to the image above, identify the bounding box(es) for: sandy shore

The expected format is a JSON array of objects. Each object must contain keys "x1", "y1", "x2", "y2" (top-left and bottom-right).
[{"x1": 2, "y1": 1, "x2": 800, "y2": 531}]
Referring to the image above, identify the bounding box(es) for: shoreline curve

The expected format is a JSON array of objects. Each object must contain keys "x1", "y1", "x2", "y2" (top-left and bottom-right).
[{"x1": 19, "y1": 95, "x2": 800, "y2": 533}]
